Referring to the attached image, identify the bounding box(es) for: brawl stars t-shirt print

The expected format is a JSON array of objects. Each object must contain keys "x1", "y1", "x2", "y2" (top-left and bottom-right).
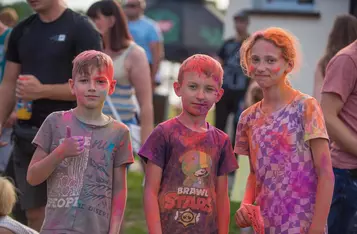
[{"x1": 139, "y1": 117, "x2": 238, "y2": 234}]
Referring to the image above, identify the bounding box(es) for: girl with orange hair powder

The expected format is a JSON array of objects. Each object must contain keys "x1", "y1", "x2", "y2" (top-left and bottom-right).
[{"x1": 234, "y1": 27, "x2": 334, "y2": 233}]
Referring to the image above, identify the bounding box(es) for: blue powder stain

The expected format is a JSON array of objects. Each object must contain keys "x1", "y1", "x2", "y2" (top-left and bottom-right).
[{"x1": 105, "y1": 142, "x2": 116, "y2": 165}]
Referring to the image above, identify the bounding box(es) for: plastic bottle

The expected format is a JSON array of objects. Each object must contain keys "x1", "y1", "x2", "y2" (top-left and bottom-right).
[{"x1": 16, "y1": 75, "x2": 32, "y2": 120}]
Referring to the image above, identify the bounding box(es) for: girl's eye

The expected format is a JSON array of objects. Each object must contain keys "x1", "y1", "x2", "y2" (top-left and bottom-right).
[
  {"x1": 267, "y1": 59, "x2": 276, "y2": 64},
  {"x1": 251, "y1": 57, "x2": 260, "y2": 63},
  {"x1": 189, "y1": 85, "x2": 196, "y2": 89}
]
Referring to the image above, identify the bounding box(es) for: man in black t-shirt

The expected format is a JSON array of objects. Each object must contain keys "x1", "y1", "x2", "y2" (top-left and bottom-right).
[
  {"x1": 0, "y1": 0, "x2": 102, "y2": 231},
  {"x1": 216, "y1": 11, "x2": 250, "y2": 144}
]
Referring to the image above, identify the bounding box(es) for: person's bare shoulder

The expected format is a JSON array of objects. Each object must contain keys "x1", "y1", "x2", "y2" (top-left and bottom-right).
[
  {"x1": 127, "y1": 44, "x2": 147, "y2": 61},
  {"x1": 0, "y1": 227, "x2": 15, "y2": 234}
]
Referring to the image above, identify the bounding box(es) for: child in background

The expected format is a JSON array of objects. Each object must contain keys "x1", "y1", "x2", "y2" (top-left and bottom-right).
[
  {"x1": 0, "y1": 176, "x2": 38, "y2": 234},
  {"x1": 26, "y1": 50, "x2": 134, "y2": 234},
  {"x1": 139, "y1": 54, "x2": 239, "y2": 234},
  {"x1": 234, "y1": 27, "x2": 334, "y2": 233}
]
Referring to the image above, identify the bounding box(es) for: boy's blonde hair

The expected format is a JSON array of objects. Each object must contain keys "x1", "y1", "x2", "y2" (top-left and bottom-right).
[
  {"x1": 0, "y1": 8, "x2": 18, "y2": 27},
  {"x1": 72, "y1": 50, "x2": 114, "y2": 81},
  {"x1": 178, "y1": 54, "x2": 223, "y2": 87},
  {"x1": 0, "y1": 177, "x2": 17, "y2": 216}
]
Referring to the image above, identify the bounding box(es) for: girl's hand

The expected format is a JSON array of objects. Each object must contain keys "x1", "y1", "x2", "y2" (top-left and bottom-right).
[{"x1": 235, "y1": 205, "x2": 252, "y2": 228}]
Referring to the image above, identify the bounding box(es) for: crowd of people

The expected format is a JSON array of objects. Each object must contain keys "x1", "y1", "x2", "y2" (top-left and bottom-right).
[{"x1": 0, "y1": 0, "x2": 356, "y2": 234}]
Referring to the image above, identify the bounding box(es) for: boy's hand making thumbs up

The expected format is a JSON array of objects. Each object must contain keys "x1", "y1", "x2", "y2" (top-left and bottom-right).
[{"x1": 59, "y1": 126, "x2": 85, "y2": 158}]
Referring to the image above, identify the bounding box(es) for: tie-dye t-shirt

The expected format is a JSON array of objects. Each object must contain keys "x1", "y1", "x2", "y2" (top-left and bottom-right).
[
  {"x1": 138, "y1": 117, "x2": 238, "y2": 234},
  {"x1": 234, "y1": 91, "x2": 329, "y2": 234},
  {"x1": 32, "y1": 110, "x2": 134, "y2": 234}
]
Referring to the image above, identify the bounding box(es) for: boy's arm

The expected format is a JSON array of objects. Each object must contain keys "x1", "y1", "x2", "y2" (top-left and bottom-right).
[
  {"x1": 27, "y1": 145, "x2": 65, "y2": 186},
  {"x1": 28, "y1": 125, "x2": 84, "y2": 186},
  {"x1": 309, "y1": 138, "x2": 334, "y2": 233},
  {"x1": 144, "y1": 161, "x2": 163, "y2": 234},
  {"x1": 216, "y1": 175, "x2": 230, "y2": 234},
  {"x1": 109, "y1": 165, "x2": 128, "y2": 234}
]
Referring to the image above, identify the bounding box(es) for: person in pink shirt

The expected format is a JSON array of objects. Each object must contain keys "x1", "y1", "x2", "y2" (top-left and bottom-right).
[{"x1": 321, "y1": 40, "x2": 357, "y2": 234}]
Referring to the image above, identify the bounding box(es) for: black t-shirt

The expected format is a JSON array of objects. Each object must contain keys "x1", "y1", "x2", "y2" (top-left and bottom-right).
[
  {"x1": 217, "y1": 38, "x2": 248, "y2": 91},
  {"x1": 6, "y1": 9, "x2": 102, "y2": 128}
]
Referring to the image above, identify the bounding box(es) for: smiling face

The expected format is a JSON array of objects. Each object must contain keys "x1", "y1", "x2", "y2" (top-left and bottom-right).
[
  {"x1": 174, "y1": 72, "x2": 223, "y2": 117},
  {"x1": 69, "y1": 66, "x2": 116, "y2": 110},
  {"x1": 248, "y1": 39, "x2": 292, "y2": 88}
]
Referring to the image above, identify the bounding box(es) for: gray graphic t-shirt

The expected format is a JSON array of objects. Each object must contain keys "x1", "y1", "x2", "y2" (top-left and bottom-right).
[{"x1": 32, "y1": 110, "x2": 134, "y2": 234}]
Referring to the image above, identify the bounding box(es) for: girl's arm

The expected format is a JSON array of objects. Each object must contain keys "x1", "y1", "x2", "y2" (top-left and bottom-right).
[
  {"x1": 217, "y1": 175, "x2": 230, "y2": 234},
  {"x1": 144, "y1": 161, "x2": 163, "y2": 234},
  {"x1": 309, "y1": 138, "x2": 334, "y2": 233},
  {"x1": 242, "y1": 158, "x2": 256, "y2": 205},
  {"x1": 128, "y1": 46, "x2": 154, "y2": 145},
  {"x1": 313, "y1": 65, "x2": 324, "y2": 103},
  {"x1": 109, "y1": 165, "x2": 128, "y2": 234},
  {"x1": 235, "y1": 157, "x2": 255, "y2": 228}
]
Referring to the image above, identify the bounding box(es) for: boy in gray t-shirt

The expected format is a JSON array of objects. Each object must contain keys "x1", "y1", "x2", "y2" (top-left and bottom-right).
[{"x1": 27, "y1": 50, "x2": 134, "y2": 234}]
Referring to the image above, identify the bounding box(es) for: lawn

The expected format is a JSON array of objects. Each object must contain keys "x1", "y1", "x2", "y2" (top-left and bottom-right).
[{"x1": 122, "y1": 171, "x2": 241, "y2": 234}]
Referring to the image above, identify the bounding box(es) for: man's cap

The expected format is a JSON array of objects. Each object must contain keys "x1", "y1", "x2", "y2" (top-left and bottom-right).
[{"x1": 233, "y1": 10, "x2": 249, "y2": 21}]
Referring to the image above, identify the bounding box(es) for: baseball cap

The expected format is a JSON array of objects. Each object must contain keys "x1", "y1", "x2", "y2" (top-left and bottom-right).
[{"x1": 233, "y1": 10, "x2": 249, "y2": 22}]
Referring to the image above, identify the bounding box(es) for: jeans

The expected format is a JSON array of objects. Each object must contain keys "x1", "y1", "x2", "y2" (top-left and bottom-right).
[{"x1": 328, "y1": 168, "x2": 357, "y2": 234}]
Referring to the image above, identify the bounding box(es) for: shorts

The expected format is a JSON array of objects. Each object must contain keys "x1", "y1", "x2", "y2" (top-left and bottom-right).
[
  {"x1": 12, "y1": 128, "x2": 47, "y2": 210},
  {"x1": 0, "y1": 127, "x2": 14, "y2": 172}
]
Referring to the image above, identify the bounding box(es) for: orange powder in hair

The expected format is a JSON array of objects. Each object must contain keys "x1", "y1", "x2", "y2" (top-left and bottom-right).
[
  {"x1": 240, "y1": 27, "x2": 300, "y2": 76},
  {"x1": 178, "y1": 54, "x2": 223, "y2": 86}
]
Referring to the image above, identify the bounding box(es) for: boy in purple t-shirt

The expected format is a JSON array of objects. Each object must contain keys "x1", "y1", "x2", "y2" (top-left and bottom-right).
[
  {"x1": 26, "y1": 51, "x2": 134, "y2": 234},
  {"x1": 139, "y1": 54, "x2": 239, "y2": 234}
]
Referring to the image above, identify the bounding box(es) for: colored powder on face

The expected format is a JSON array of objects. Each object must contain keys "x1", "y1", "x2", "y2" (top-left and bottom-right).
[
  {"x1": 272, "y1": 67, "x2": 281, "y2": 73},
  {"x1": 178, "y1": 54, "x2": 223, "y2": 86}
]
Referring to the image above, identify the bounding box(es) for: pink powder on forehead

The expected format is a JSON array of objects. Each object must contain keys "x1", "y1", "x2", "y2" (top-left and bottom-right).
[{"x1": 178, "y1": 54, "x2": 223, "y2": 85}]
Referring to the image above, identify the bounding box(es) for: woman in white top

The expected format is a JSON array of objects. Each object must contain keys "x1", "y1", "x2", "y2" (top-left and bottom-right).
[
  {"x1": 0, "y1": 177, "x2": 38, "y2": 234},
  {"x1": 87, "y1": 1, "x2": 154, "y2": 147}
]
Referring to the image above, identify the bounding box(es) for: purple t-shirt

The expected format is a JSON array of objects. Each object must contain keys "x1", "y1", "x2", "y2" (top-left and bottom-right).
[
  {"x1": 32, "y1": 110, "x2": 134, "y2": 234},
  {"x1": 138, "y1": 117, "x2": 238, "y2": 234}
]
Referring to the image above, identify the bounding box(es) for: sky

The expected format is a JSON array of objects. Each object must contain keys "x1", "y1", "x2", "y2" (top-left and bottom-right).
[{"x1": 2, "y1": 0, "x2": 229, "y2": 11}]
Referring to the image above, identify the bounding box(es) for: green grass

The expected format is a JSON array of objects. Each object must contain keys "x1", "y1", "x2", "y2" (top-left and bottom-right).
[{"x1": 123, "y1": 171, "x2": 241, "y2": 234}]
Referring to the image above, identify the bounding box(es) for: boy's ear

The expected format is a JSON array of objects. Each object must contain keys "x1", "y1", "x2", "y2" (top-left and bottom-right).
[
  {"x1": 108, "y1": 80, "x2": 117, "y2": 95},
  {"x1": 173, "y1": 81, "x2": 182, "y2": 97},
  {"x1": 68, "y1": 78, "x2": 75, "y2": 95},
  {"x1": 215, "y1": 88, "x2": 224, "y2": 103}
]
